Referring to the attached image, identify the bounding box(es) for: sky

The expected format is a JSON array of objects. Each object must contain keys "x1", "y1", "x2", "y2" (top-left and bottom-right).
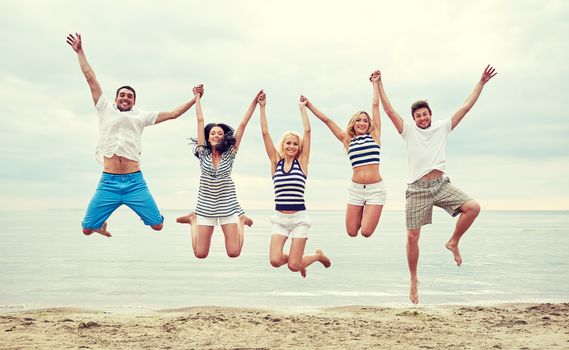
[{"x1": 0, "y1": 0, "x2": 568, "y2": 211}]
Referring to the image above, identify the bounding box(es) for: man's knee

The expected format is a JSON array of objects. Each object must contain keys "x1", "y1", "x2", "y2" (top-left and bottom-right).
[
  {"x1": 82, "y1": 228, "x2": 93, "y2": 235},
  {"x1": 462, "y1": 200, "x2": 481, "y2": 216},
  {"x1": 407, "y1": 229, "x2": 421, "y2": 245},
  {"x1": 151, "y1": 223, "x2": 163, "y2": 231}
]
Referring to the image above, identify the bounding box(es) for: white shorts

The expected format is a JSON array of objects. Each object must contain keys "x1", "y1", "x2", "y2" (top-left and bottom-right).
[
  {"x1": 270, "y1": 211, "x2": 311, "y2": 239},
  {"x1": 196, "y1": 214, "x2": 239, "y2": 227},
  {"x1": 347, "y1": 180, "x2": 386, "y2": 206}
]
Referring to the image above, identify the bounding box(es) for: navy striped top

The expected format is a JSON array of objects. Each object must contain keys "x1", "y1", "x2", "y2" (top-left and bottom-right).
[
  {"x1": 348, "y1": 134, "x2": 380, "y2": 168},
  {"x1": 273, "y1": 158, "x2": 306, "y2": 211},
  {"x1": 195, "y1": 145, "x2": 245, "y2": 218}
]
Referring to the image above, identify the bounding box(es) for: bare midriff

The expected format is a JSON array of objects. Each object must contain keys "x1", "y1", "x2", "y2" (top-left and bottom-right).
[
  {"x1": 351, "y1": 164, "x2": 382, "y2": 184},
  {"x1": 420, "y1": 169, "x2": 444, "y2": 180},
  {"x1": 103, "y1": 155, "x2": 141, "y2": 174}
]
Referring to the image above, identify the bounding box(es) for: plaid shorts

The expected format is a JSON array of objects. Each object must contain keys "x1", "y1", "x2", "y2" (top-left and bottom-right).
[{"x1": 405, "y1": 176, "x2": 472, "y2": 230}]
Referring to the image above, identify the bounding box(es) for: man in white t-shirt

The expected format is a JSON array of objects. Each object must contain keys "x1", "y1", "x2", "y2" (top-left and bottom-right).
[
  {"x1": 377, "y1": 65, "x2": 497, "y2": 304},
  {"x1": 67, "y1": 33, "x2": 203, "y2": 237}
]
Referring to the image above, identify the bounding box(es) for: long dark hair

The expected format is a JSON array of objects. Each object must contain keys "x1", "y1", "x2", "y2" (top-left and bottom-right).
[{"x1": 193, "y1": 123, "x2": 236, "y2": 157}]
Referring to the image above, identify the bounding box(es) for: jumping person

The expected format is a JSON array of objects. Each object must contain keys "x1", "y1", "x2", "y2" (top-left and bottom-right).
[
  {"x1": 258, "y1": 92, "x2": 331, "y2": 277},
  {"x1": 305, "y1": 71, "x2": 386, "y2": 238},
  {"x1": 377, "y1": 65, "x2": 497, "y2": 304},
  {"x1": 67, "y1": 33, "x2": 201, "y2": 238},
  {"x1": 176, "y1": 88, "x2": 261, "y2": 258}
]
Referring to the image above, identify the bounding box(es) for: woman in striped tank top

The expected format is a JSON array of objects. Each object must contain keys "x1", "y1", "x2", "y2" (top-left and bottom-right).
[
  {"x1": 258, "y1": 92, "x2": 331, "y2": 278},
  {"x1": 176, "y1": 87, "x2": 262, "y2": 259},
  {"x1": 305, "y1": 70, "x2": 386, "y2": 238}
]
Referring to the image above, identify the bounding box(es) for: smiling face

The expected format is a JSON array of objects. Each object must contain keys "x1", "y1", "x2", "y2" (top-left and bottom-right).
[
  {"x1": 114, "y1": 87, "x2": 136, "y2": 112},
  {"x1": 346, "y1": 111, "x2": 372, "y2": 138},
  {"x1": 413, "y1": 107, "x2": 432, "y2": 129},
  {"x1": 353, "y1": 114, "x2": 371, "y2": 135},
  {"x1": 279, "y1": 132, "x2": 302, "y2": 159},
  {"x1": 208, "y1": 126, "x2": 225, "y2": 146}
]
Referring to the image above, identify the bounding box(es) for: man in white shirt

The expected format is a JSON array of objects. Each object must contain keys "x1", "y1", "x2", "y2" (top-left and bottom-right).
[
  {"x1": 377, "y1": 65, "x2": 497, "y2": 304},
  {"x1": 67, "y1": 33, "x2": 203, "y2": 237}
]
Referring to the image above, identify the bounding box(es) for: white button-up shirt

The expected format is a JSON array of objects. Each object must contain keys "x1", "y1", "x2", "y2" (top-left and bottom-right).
[{"x1": 95, "y1": 94, "x2": 158, "y2": 164}]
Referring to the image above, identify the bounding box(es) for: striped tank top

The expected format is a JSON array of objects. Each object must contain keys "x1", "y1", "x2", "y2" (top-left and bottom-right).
[
  {"x1": 273, "y1": 158, "x2": 306, "y2": 211},
  {"x1": 348, "y1": 134, "x2": 380, "y2": 168},
  {"x1": 195, "y1": 146, "x2": 245, "y2": 218}
]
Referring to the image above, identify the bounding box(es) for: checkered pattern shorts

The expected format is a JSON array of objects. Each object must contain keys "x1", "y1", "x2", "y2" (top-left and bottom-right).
[{"x1": 405, "y1": 176, "x2": 472, "y2": 230}]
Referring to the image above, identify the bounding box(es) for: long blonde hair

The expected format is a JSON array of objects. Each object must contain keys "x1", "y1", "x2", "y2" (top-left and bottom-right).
[
  {"x1": 278, "y1": 131, "x2": 302, "y2": 159},
  {"x1": 345, "y1": 110, "x2": 373, "y2": 139}
]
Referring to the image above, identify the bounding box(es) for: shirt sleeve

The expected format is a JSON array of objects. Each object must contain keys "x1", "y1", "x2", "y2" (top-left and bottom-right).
[
  {"x1": 401, "y1": 120, "x2": 410, "y2": 139},
  {"x1": 444, "y1": 118, "x2": 452, "y2": 134},
  {"x1": 95, "y1": 94, "x2": 109, "y2": 116},
  {"x1": 143, "y1": 111, "x2": 159, "y2": 127}
]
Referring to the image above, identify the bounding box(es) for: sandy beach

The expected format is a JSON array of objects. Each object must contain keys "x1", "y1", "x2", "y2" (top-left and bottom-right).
[{"x1": 1, "y1": 303, "x2": 568, "y2": 349}]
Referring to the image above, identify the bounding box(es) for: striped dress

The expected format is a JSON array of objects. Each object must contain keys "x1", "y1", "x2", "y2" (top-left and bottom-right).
[
  {"x1": 195, "y1": 146, "x2": 244, "y2": 218},
  {"x1": 273, "y1": 158, "x2": 306, "y2": 211},
  {"x1": 348, "y1": 134, "x2": 380, "y2": 168}
]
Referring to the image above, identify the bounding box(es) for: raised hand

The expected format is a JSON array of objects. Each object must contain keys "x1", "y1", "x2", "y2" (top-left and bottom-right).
[
  {"x1": 369, "y1": 70, "x2": 381, "y2": 83},
  {"x1": 193, "y1": 84, "x2": 204, "y2": 98},
  {"x1": 257, "y1": 91, "x2": 266, "y2": 107},
  {"x1": 66, "y1": 33, "x2": 82, "y2": 52},
  {"x1": 481, "y1": 65, "x2": 497, "y2": 84},
  {"x1": 299, "y1": 95, "x2": 308, "y2": 108}
]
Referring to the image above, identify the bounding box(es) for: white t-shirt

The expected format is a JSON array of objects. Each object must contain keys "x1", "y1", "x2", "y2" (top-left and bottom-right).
[
  {"x1": 95, "y1": 94, "x2": 158, "y2": 164},
  {"x1": 401, "y1": 118, "x2": 452, "y2": 183}
]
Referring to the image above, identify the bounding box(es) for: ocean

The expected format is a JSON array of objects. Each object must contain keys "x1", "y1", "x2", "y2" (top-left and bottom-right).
[{"x1": 0, "y1": 209, "x2": 568, "y2": 311}]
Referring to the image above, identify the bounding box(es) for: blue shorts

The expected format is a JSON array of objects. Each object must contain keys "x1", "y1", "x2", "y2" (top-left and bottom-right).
[{"x1": 82, "y1": 171, "x2": 164, "y2": 229}]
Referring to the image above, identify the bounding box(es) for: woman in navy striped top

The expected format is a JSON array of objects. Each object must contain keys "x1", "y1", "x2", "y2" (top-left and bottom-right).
[
  {"x1": 176, "y1": 87, "x2": 262, "y2": 259},
  {"x1": 258, "y1": 92, "x2": 331, "y2": 278},
  {"x1": 305, "y1": 70, "x2": 386, "y2": 238}
]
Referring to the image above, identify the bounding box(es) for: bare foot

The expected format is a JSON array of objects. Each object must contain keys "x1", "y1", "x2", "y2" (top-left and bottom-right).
[
  {"x1": 94, "y1": 222, "x2": 111, "y2": 238},
  {"x1": 300, "y1": 268, "x2": 307, "y2": 278},
  {"x1": 316, "y1": 249, "x2": 331, "y2": 268},
  {"x1": 176, "y1": 212, "x2": 195, "y2": 224},
  {"x1": 410, "y1": 279, "x2": 419, "y2": 304},
  {"x1": 240, "y1": 214, "x2": 253, "y2": 227},
  {"x1": 445, "y1": 241, "x2": 462, "y2": 266}
]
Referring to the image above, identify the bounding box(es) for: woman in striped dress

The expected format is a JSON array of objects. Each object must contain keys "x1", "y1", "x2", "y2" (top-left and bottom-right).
[
  {"x1": 258, "y1": 92, "x2": 330, "y2": 277},
  {"x1": 177, "y1": 87, "x2": 262, "y2": 259},
  {"x1": 305, "y1": 70, "x2": 385, "y2": 238}
]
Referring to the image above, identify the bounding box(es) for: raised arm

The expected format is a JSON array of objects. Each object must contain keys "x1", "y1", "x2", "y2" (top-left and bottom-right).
[
  {"x1": 66, "y1": 33, "x2": 103, "y2": 106},
  {"x1": 369, "y1": 70, "x2": 382, "y2": 144},
  {"x1": 194, "y1": 86, "x2": 205, "y2": 147},
  {"x1": 376, "y1": 70, "x2": 404, "y2": 134},
  {"x1": 298, "y1": 95, "x2": 311, "y2": 172},
  {"x1": 155, "y1": 85, "x2": 202, "y2": 124},
  {"x1": 451, "y1": 65, "x2": 497, "y2": 130},
  {"x1": 258, "y1": 92, "x2": 280, "y2": 167},
  {"x1": 305, "y1": 99, "x2": 349, "y2": 147},
  {"x1": 234, "y1": 90, "x2": 262, "y2": 149}
]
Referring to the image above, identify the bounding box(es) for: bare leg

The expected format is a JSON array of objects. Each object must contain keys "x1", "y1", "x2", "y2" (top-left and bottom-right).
[
  {"x1": 445, "y1": 200, "x2": 481, "y2": 266},
  {"x1": 194, "y1": 224, "x2": 214, "y2": 259},
  {"x1": 407, "y1": 228, "x2": 421, "y2": 304},
  {"x1": 221, "y1": 223, "x2": 242, "y2": 258},
  {"x1": 360, "y1": 204, "x2": 383, "y2": 237},
  {"x1": 345, "y1": 204, "x2": 363, "y2": 237},
  {"x1": 176, "y1": 212, "x2": 199, "y2": 252},
  {"x1": 289, "y1": 239, "x2": 331, "y2": 278},
  {"x1": 83, "y1": 222, "x2": 112, "y2": 238},
  {"x1": 269, "y1": 235, "x2": 288, "y2": 268}
]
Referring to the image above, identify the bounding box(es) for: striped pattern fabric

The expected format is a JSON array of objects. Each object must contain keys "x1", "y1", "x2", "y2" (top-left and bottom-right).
[
  {"x1": 348, "y1": 134, "x2": 380, "y2": 168},
  {"x1": 195, "y1": 146, "x2": 245, "y2": 218},
  {"x1": 273, "y1": 158, "x2": 306, "y2": 211}
]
